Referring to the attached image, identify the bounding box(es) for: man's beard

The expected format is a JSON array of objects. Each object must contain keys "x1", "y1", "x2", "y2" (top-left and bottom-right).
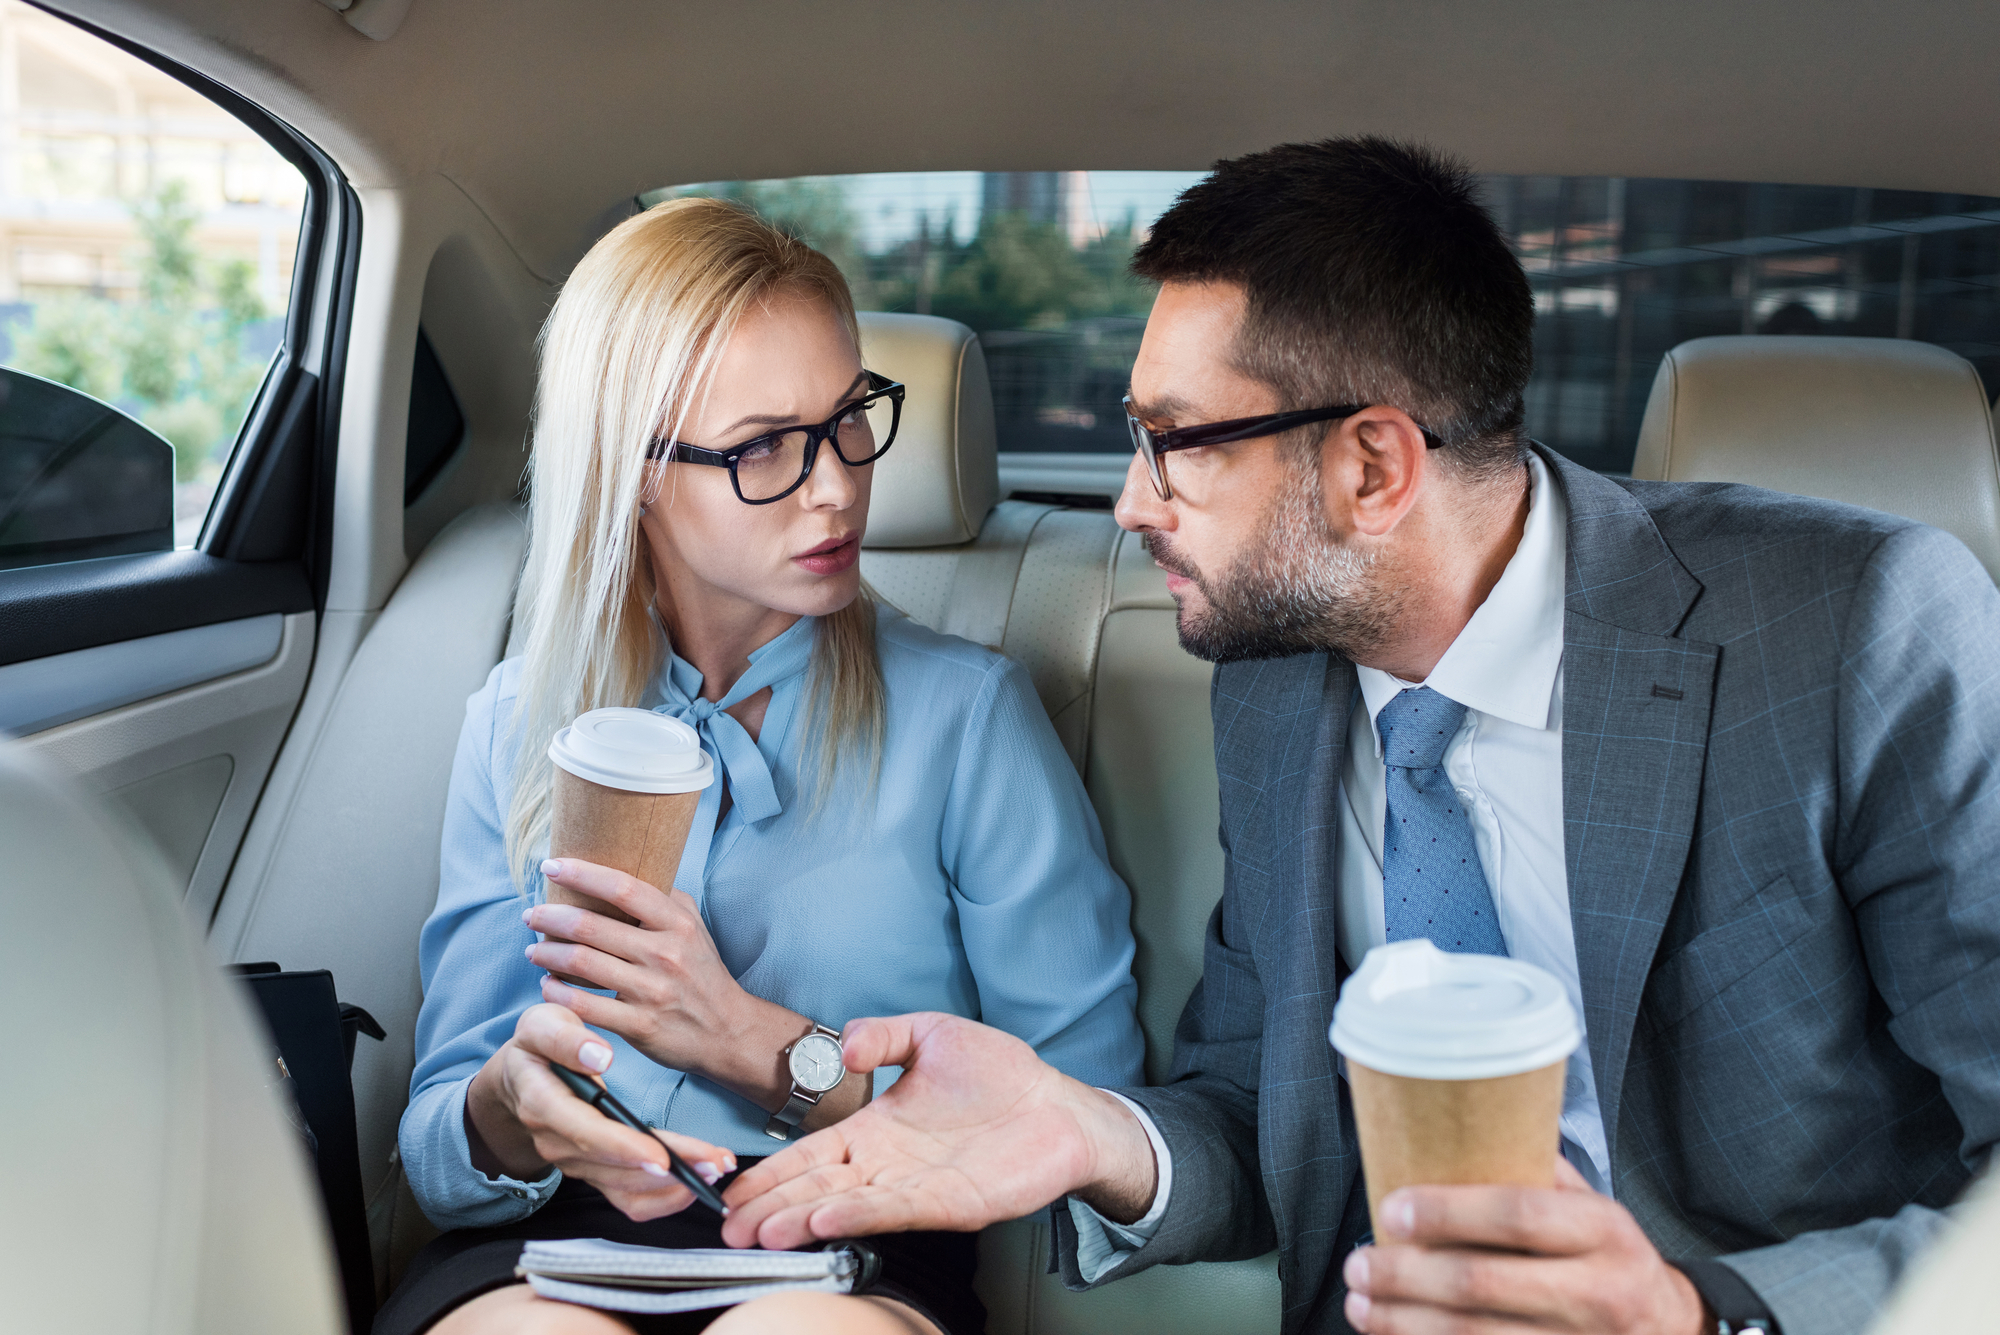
[{"x1": 1147, "y1": 457, "x2": 1400, "y2": 664}]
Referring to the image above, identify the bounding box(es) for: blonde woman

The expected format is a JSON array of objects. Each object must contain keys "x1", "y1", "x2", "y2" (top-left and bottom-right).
[{"x1": 376, "y1": 199, "x2": 1145, "y2": 1335}]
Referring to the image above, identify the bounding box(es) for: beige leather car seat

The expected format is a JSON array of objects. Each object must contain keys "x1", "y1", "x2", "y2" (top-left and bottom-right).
[
  {"x1": 1866, "y1": 1169, "x2": 2000, "y2": 1333},
  {"x1": 212, "y1": 500, "x2": 531, "y2": 1293},
  {"x1": 1631, "y1": 335, "x2": 2000, "y2": 581},
  {"x1": 857, "y1": 316, "x2": 1280, "y2": 1334},
  {"x1": 0, "y1": 743, "x2": 344, "y2": 1335},
  {"x1": 208, "y1": 310, "x2": 1276, "y2": 1331}
]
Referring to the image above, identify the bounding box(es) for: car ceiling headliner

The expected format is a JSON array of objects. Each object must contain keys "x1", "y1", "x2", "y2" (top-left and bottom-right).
[{"x1": 55, "y1": 0, "x2": 2000, "y2": 282}]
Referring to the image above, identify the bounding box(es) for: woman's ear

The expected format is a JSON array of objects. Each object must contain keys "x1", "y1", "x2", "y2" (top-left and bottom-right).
[{"x1": 1328, "y1": 408, "x2": 1431, "y2": 539}]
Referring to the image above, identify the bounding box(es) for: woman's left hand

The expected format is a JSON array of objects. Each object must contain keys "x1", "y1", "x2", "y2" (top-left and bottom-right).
[{"x1": 526, "y1": 857, "x2": 863, "y2": 1124}]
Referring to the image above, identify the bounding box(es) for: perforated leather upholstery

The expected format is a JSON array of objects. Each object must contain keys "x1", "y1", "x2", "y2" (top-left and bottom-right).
[
  {"x1": 1631, "y1": 335, "x2": 2000, "y2": 580},
  {"x1": 0, "y1": 743, "x2": 343, "y2": 1335},
  {"x1": 1088, "y1": 529, "x2": 1228, "y2": 1081}
]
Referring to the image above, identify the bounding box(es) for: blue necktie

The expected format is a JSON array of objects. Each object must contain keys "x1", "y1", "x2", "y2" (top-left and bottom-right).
[{"x1": 1377, "y1": 687, "x2": 1507, "y2": 955}]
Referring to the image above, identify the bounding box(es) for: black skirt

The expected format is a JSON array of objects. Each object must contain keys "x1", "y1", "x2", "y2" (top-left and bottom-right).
[{"x1": 372, "y1": 1169, "x2": 984, "y2": 1335}]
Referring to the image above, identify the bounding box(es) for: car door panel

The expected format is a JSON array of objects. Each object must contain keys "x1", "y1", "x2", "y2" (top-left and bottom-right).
[
  {"x1": 0, "y1": 610, "x2": 284, "y2": 735},
  {"x1": 0, "y1": 10, "x2": 352, "y2": 926},
  {"x1": 21, "y1": 610, "x2": 316, "y2": 921},
  {"x1": 0, "y1": 523, "x2": 316, "y2": 667}
]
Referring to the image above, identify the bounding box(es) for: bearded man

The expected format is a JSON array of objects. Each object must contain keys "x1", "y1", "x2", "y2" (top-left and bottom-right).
[{"x1": 720, "y1": 138, "x2": 2000, "y2": 1335}]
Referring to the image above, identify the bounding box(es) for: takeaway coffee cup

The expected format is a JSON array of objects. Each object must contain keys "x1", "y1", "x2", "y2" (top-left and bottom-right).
[
  {"x1": 1330, "y1": 939, "x2": 1581, "y2": 1229},
  {"x1": 541, "y1": 708, "x2": 715, "y2": 985}
]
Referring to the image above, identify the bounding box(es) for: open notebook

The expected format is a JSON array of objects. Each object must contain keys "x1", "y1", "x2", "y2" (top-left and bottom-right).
[{"x1": 516, "y1": 1239, "x2": 872, "y2": 1315}]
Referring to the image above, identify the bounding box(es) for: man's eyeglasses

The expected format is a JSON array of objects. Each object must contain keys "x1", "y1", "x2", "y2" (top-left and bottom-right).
[
  {"x1": 647, "y1": 370, "x2": 906, "y2": 505},
  {"x1": 1123, "y1": 396, "x2": 1442, "y2": 501}
]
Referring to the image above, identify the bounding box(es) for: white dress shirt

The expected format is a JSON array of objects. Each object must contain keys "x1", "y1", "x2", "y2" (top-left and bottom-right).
[{"x1": 1071, "y1": 452, "x2": 1607, "y2": 1278}]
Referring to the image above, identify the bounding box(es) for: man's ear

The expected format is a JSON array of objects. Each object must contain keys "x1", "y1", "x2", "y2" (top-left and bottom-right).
[{"x1": 1324, "y1": 407, "x2": 1432, "y2": 539}]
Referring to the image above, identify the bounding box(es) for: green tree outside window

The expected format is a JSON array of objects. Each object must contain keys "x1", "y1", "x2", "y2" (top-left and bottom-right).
[{"x1": 11, "y1": 180, "x2": 273, "y2": 483}]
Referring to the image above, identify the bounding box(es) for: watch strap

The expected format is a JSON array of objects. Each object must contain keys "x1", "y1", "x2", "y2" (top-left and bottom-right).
[
  {"x1": 1671, "y1": 1258, "x2": 1778, "y2": 1335},
  {"x1": 764, "y1": 1088, "x2": 818, "y2": 1139},
  {"x1": 763, "y1": 1023, "x2": 843, "y2": 1141}
]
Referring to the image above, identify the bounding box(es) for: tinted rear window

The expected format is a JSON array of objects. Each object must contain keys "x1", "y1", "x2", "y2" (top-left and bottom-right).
[{"x1": 646, "y1": 172, "x2": 2000, "y2": 473}]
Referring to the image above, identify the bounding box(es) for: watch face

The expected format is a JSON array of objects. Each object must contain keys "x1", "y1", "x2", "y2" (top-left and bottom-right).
[{"x1": 789, "y1": 1032, "x2": 846, "y2": 1093}]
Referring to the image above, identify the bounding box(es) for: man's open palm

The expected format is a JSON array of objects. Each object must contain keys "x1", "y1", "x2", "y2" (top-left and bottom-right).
[{"x1": 720, "y1": 1012, "x2": 1150, "y2": 1249}]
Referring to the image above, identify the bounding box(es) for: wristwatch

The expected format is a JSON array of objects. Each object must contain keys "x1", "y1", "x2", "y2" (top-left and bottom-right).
[
  {"x1": 765, "y1": 1022, "x2": 846, "y2": 1140},
  {"x1": 1670, "y1": 1258, "x2": 1778, "y2": 1335}
]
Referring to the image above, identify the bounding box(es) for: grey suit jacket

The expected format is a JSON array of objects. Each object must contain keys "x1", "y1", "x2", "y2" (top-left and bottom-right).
[{"x1": 1058, "y1": 449, "x2": 2000, "y2": 1334}]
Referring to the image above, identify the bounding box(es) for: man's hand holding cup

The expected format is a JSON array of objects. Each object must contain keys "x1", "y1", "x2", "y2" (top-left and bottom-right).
[
  {"x1": 1342, "y1": 1160, "x2": 1707, "y2": 1335},
  {"x1": 1332, "y1": 940, "x2": 1703, "y2": 1334}
]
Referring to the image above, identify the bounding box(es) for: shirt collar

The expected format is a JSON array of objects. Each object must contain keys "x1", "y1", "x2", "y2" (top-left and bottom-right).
[
  {"x1": 1355, "y1": 451, "x2": 1568, "y2": 754},
  {"x1": 639, "y1": 614, "x2": 817, "y2": 832},
  {"x1": 645, "y1": 611, "x2": 817, "y2": 710}
]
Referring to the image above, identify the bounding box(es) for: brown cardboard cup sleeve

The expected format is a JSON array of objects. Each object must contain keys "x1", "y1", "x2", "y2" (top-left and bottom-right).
[
  {"x1": 539, "y1": 708, "x2": 716, "y2": 986},
  {"x1": 1330, "y1": 940, "x2": 1581, "y2": 1229}
]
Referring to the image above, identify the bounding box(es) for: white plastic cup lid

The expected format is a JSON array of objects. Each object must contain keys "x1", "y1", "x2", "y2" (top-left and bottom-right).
[
  {"x1": 547, "y1": 707, "x2": 715, "y2": 794},
  {"x1": 1330, "y1": 939, "x2": 1581, "y2": 1080}
]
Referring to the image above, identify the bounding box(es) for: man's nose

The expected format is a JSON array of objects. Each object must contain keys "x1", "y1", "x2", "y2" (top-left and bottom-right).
[{"x1": 1115, "y1": 450, "x2": 1172, "y2": 533}]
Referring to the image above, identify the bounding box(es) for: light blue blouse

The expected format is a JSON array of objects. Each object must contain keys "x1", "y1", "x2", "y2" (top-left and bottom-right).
[{"x1": 401, "y1": 608, "x2": 1146, "y2": 1230}]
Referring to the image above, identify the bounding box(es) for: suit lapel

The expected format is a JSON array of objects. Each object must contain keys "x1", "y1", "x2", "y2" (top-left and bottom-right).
[{"x1": 1546, "y1": 451, "x2": 1719, "y2": 1172}]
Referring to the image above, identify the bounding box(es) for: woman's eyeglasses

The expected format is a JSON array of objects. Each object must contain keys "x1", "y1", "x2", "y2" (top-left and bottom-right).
[
  {"x1": 648, "y1": 370, "x2": 906, "y2": 505},
  {"x1": 1124, "y1": 396, "x2": 1442, "y2": 500}
]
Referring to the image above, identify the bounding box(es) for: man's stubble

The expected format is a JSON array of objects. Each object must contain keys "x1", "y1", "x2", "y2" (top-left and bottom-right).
[{"x1": 1146, "y1": 448, "x2": 1403, "y2": 665}]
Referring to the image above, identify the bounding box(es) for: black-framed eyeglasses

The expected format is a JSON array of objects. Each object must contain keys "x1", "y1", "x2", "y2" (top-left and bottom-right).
[
  {"x1": 646, "y1": 370, "x2": 905, "y2": 505},
  {"x1": 1123, "y1": 396, "x2": 1443, "y2": 501}
]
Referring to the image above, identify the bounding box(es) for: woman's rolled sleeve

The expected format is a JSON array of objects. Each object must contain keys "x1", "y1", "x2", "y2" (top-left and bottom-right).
[{"x1": 402, "y1": 1075, "x2": 561, "y2": 1228}]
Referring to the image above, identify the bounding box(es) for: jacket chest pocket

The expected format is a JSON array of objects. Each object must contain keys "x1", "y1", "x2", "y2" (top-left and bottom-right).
[{"x1": 1643, "y1": 874, "x2": 1839, "y2": 1034}]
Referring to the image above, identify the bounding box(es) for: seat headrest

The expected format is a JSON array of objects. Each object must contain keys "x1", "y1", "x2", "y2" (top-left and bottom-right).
[
  {"x1": 1632, "y1": 336, "x2": 2000, "y2": 580},
  {"x1": 0, "y1": 743, "x2": 344, "y2": 1333},
  {"x1": 857, "y1": 312, "x2": 1000, "y2": 548}
]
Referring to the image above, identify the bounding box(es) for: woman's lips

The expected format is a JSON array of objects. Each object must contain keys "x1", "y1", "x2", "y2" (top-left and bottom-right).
[{"x1": 794, "y1": 534, "x2": 859, "y2": 576}]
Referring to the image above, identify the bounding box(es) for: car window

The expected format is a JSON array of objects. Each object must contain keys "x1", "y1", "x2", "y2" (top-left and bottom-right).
[
  {"x1": 405, "y1": 327, "x2": 465, "y2": 507},
  {"x1": 647, "y1": 171, "x2": 2000, "y2": 474},
  {"x1": 0, "y1": 0, "x2": 307, "y2": 569}
]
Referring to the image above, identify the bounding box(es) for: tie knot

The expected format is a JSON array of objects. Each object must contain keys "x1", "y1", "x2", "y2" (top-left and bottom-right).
[
  {"x1": 674, "y1": 698, "x2": 724, "y2": 724},
  {"x1": 1376, "y1": 686, "x2": 1467, "y2": 771}
]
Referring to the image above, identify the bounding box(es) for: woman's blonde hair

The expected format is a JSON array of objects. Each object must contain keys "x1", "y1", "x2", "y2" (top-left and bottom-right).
[{"x1": 504, "y1": 196, "x2": 884, "y2": 886}]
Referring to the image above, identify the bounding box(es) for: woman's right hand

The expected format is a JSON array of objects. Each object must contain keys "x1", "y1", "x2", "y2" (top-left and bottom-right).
[{"x1": 464, "y1": 1002, "x2": 736, "y2": 1221}]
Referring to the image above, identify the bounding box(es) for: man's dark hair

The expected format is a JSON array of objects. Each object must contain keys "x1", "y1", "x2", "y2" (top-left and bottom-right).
[{"x1": 1133, "y1": 137, "x2": 1533, "y2": 478}]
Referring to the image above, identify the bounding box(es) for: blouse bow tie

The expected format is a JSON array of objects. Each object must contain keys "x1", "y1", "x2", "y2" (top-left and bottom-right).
[
  {"x1": 650, "y1": 616, "x2": 815, "y2": 850},
  {"x1": 657, "y1": 691, "x2": 782, "y2": 824}
]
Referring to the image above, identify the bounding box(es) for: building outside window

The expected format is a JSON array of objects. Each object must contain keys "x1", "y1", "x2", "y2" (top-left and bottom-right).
[
  {"x1": 656, "y1": 169, "x2": 2000, "y2": 475},
  {"x1": 0, "y1": 0, "x2": 305, "y2": 551}
]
